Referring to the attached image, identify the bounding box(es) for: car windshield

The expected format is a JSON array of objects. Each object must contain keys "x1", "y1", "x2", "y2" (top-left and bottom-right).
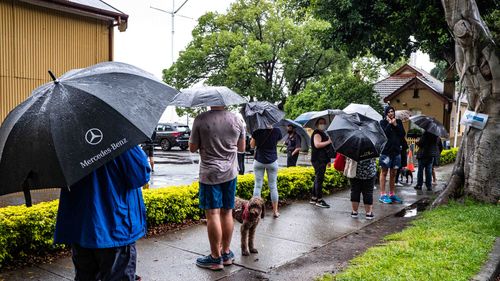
[{"x1": 176, "y1": 126, "x2": 189, "y2": 132}]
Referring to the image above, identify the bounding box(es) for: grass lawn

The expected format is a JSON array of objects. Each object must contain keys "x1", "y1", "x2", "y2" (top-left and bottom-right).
[{"x1": 317, "y1": 200, "x2": 500, "y2": 281}]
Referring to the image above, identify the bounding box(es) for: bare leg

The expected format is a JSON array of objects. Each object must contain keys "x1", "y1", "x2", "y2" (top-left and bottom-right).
[
  {"x1": 389, "y1": 168, "x2": 397, "y2": 194},
  {"x1": 379, "y1": 168, "x2": 388, "y2": 195},
  {"x1": 149, "y1": 156, "x2": 154, "y2": 171},
  {"x1": 432, "y1": 167, "x2": 437, "y2": 184},
  {"x1": 351, "y1": 201, "x2": 359, "y2": 213},
  {"x1": 364, "y1": 204, "x2": 373, "y2": 214},
  {"x1": 205, "y1": 209, "x2": 222, "y2": 258},
  {"x1": 220, "y1": 209, "x2": 234, "y2": 254},
  {"x1": 272, "y1": 201, "x2": 279, "y2": 217}
]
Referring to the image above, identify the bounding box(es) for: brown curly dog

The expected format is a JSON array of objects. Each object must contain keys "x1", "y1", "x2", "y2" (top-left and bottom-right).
[{"x1": 232, "y1": 197, "x2": 265, "y2": 256}]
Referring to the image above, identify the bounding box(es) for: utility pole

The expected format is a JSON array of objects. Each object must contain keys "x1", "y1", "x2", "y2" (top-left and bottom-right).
[
  {"x1": 151, "y1": 0, "x2": 195, "y2": 126},
  {"x1": 151, "y1": 0, "x2": 193, "y2": 66}
]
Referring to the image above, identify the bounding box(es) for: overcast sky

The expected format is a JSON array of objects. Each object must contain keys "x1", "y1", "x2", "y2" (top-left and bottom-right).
[{"x1": 104, "y1": 0, "x2": 435, "y2": 122}]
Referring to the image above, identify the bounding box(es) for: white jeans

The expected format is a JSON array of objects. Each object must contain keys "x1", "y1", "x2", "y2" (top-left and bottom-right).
[{"x1": 253, "y1": 160, "x2": 279, "y2": 202}]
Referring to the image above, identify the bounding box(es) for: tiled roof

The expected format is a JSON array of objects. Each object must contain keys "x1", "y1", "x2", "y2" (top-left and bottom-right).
[
  {"x1": 374, "y1": 64, "x2": 455, "y2": 102},
  {"x1": 374, "y1": 76, "x2": 413, "y2": 100}
]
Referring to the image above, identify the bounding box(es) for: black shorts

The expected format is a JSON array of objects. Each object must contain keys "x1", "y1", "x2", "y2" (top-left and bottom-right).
[{"x1": 142, "y1": 145, "x2": 154, "y2": 157}]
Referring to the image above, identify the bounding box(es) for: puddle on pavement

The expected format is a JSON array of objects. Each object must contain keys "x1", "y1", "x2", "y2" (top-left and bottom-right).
[{"x1": 395, "y1": 198, "x2": 431, "y2": 217}]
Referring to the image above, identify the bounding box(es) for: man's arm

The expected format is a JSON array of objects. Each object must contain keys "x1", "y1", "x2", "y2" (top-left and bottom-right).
[
  {"x1": 292, "y1": 134, "x2": 301, "y2": 155},
  {"x1": 237, "y1": 136, "x2": 246, "y2": 153},
  {"x1": 189, "y1": 118, "x2": 199, "y2": 153},
  {"x1": 189, "y1": 142, "x2": 199, "y2": 153}
]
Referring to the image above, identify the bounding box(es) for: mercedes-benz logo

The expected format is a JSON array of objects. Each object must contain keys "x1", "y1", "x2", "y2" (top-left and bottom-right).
[{"x1": 85, "y1": 128, "x2": 103, "y2": 145}]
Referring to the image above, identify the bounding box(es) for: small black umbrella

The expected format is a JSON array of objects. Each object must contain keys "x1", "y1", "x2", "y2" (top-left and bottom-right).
[
  {"x1": 409, "y1": 115, "x2": 449, "y2": 138},
  {"x1": 170, "y1": 86, "x2": 248, "y2": 107},
  {"x1": 0, "y1": 62, "x2": 178, "y2": 197},
  {"x1": 242, "y1": 102, "x2": 285, "y2": 133},
  {"x1": 273, "y1": 119, "x2": 310, "y2": 152},
  {"x1": 327, "y1": 113, "x2": 387, "y2": 161}
]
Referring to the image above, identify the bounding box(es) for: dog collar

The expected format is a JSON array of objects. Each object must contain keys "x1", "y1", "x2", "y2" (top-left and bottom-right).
[{"x1": 242, "y1": 202, "x2": 249, "y2": 221}]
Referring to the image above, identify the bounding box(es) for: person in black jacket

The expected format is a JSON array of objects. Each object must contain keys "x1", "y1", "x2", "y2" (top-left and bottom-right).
[
  {"x1": 378, "y1": 106, "x2": 406, "y2": 204},
  {"x1": 415, "y1": 131, "x2": 440, "y2": 191},
  {"x1": 310, "y1": 118, "x2": 333, "y2": 208},
  {"x1": 142, "y1": 130, "x2": 157, "y2": 172}
]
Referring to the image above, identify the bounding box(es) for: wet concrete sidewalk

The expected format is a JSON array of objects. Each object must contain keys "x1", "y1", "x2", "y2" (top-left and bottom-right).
[{"x1": 0, "y1": 165, "x2": 453, "y2": 281}]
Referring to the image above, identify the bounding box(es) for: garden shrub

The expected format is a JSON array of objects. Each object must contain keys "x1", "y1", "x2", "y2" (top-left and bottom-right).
[
  {"x1": 439, "y1": 147, "x2": 458, "y2": 165},
  {"x1": 0, "y1": 166, "x2": 349, "y2": 267}
]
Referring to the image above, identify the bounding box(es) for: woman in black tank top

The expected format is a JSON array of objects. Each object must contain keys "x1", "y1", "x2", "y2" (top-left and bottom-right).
[{"x1": 310, "y1": 118, "x2": 332, "y2": 208}]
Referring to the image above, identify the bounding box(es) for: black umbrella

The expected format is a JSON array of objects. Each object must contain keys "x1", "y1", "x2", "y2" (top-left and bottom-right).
[
  {"x1": 0, "y1": 62, "x2": 178, "y2": 197},
  {"x1": 409, "y1": 115, "x2": 449, "y2": 138},
  {"x1": 170, "y1": 86, "x2": 248, "y2": 107},
  {"x1": 327, "y1": 113, "x2": 387, "y2": 161},
  {"x1": 242, "y1": 102, "x2": 285, "y2": 133},
  {"x1": 273, "y1": 119, "x2": 310, "y2": 152}
]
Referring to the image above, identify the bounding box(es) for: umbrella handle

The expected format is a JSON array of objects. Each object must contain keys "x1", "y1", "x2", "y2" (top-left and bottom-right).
[{"x1": 48, "y1": 70, "x2": 59, "y2": 84}]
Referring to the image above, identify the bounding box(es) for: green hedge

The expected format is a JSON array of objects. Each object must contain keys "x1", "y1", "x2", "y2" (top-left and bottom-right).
[
  {"x1": 317, "y1": 201, "x2": 500, "y2": 281},
  {"x1": 439, "y1": 148, "x2": 458, "y2": 165},
  {"x1": 0, "y1": 166, "x2": 348, "y2": 267}
]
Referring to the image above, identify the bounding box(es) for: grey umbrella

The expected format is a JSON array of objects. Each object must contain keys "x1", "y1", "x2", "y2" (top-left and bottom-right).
[
  {"x1": 0, "y1": 61, "x2": 178, "y2": 198},
  {"x1": 242, "y1": 102, "x2": 285, "y2": 133},
  {"x1": 170, "y1": 86, "x2": 248, "y2": 107},
  {"x1": 303, "y1": 109, "x2": 344, "y2": 129},
  {"x1": 274, "y1": 119, "x2": 310, "y2": 152}
]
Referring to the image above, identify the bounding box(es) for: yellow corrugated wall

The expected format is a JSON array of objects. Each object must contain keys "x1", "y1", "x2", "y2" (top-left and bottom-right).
[{"x1": 0, "y1": 0, "x2": 111, "y2": 122}]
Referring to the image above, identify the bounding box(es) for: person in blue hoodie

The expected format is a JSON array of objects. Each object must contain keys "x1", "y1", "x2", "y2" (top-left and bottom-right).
[
  {"x1": 54, "y1": 146, "x2": 150, "y2": 281},
  {"x1": 379, "y1": 106, "x2": 406, "y2": 204}
]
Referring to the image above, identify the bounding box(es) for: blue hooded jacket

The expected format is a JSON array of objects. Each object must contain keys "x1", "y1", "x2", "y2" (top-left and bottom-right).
[
  {"x1": 54, "y1": 146, "x2": 150, "y2": 248},
  {"x1": 380, "y1": 106, "x2": 406, "y2": 156}
]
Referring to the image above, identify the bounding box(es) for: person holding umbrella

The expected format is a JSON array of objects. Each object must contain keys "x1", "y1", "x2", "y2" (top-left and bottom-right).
[
  {"x1": 285, "y1": 125, "x2": 302, "y2": 167},
  {"x1": 378, "y1": 106, "x2": 406, "y2": 204},
  {"x1": 243, "y1": 102, "x2": 284, "y2": 218},
  {"x1": 415, "y1": 131, "x2": 440, "y2": 191},
  {"x1": 54, "y1": 146, "x2": 150, "y2": 280},
  {"x1": 310, "y1": 118, "x2": 333, "y2": 208}
]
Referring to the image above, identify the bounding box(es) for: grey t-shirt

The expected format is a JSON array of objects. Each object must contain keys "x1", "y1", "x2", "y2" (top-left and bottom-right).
[{"x1": 190, "y1": 110, "x2": 245, "y2": 185}]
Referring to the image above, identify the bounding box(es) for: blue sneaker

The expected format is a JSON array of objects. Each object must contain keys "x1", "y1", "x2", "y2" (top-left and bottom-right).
[
  {"x1": 390, "y1": 194, "x2": 403, "y2": 204},
  {"x1": 379, "y1": 194, "x2": 392, "y2": 204},
  {"x1": 222, "y1": 250, "x2": 235, "y2": 265},
  {"x1": 196, "y1": 255, "x2": 223, "y2": 270}
]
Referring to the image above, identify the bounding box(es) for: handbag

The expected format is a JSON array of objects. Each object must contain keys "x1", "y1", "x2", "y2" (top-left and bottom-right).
[
  {"x1": 334, "y1": 153, "x2": 346, "y2": 171},
  {"x1": 343, "y1": 158, "x2": 357, "y2": 178}
]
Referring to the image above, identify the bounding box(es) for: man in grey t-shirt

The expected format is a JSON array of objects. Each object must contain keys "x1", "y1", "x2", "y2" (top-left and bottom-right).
[{"x1": 189, "y1": 106, "x2": 245, "y2": 270}]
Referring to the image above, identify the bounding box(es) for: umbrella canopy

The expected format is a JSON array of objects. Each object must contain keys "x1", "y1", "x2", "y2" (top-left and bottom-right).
[
  {"x1": 343, "y1": 103, "x2": 382, "y2": 121},
  {"x1": 273, "y1": 119, "x2": 310, "y2": 152},
  {"x1": 395, "y1": 110, "x2": 412, "y2": 121},
  {"x1": 170, "y1": 86, "x2": 247, "y2": 107},
  {"x1": 327, "y1": 113, "x2": 387, "y2": 161},
  {"x1": 294, "y1": 111, "x2": 319, "y2": 125},
  {"x1": 409, "y1": 115, "x2": 449, "y2": 138},
  {"x1": 0, "y1": 62, "x2": 178, "y2": 196},
  {"x1": 242, "y1": 102, "x2": 285, "y2": 133},
  {"x1": 303, "y1": 109, "x2": 344, "y2": 129}
]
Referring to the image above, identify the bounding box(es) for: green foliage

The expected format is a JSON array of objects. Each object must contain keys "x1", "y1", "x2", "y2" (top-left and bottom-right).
[
  {"x1": 0, "y1": 166, "x2": 349, "y2": 267},
  {"x1": 318, "y1": 200, "x2": 500, "y2": 281},
  {"x1": 163, "y1": 0, "x2": 349, "y2": 116},
  {"x1": 440, "y1": 147, "x2": 458, "y2": 166},
  {"x1": 284, "y1": 72, "x2": 382, "y2": 119},
  {"x1": 430, "y1": 60, "x2": 449, "y2": 82},
  {"x1": 307, "y1": 0, "x2": 498, "y2": 64},
  {"x1": 0, "y1": 201, "x2": 63, "y2": 268}
]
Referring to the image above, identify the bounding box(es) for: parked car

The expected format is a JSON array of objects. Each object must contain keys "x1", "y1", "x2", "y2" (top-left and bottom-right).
[{"x1": 154, "y1": 123, "x2": 190, "y2": 151}]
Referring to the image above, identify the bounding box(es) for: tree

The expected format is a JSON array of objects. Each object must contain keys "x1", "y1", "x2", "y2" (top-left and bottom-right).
[
  {"x1": 163, "y1": 0, "x2": 348, "y2": 116},
  {"x1": 307, "y1": 0, "x2": 499, "y2": 203},
  {"x1": 432, "y1": 0, "x2": 500, "y2": 205},
  {"x1": 284, "y1": 72, "x2": 383, "y2": 119},
  {"x1": 430, "y1": 60, "x2": 449, "y2": 81}
]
